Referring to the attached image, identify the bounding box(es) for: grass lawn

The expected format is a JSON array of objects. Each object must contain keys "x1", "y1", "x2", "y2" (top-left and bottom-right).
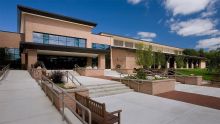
[{"x1": 176, "y1": 69, "x2": 215, "y2": 81}]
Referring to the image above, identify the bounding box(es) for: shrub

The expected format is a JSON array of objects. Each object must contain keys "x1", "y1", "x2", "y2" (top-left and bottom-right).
[
  {"x1": 50, "y1": 71, "x2": 64, "y2": 84},
  {"x1": 136, "y1": 68, "x2": 146, "y2": 80}
]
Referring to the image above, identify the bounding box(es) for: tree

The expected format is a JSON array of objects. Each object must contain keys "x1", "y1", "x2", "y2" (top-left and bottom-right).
[
  {"x1": 183, "y1": 49, "x2": 199, "y2": 56},
  {"x1": 155, "y1": 51, "x2": 166, "y2": 68},
  {"x1": 136, "y1": 44, "x2": 153, "y2": 69},
  {"x1": 136, "y1": 43, "x2": 145, "y2": 67},
  {"x1": 143, "y1": 45, "x2": 153, "y2": 68},
  {"x1": 175, "y1": 55, "x2": 185, "y2": 68}
]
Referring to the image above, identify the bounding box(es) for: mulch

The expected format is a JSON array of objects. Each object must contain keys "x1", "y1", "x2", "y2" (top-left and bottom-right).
[{"x1": 157, "y1": 91, "x2": 220, "y2": 110}]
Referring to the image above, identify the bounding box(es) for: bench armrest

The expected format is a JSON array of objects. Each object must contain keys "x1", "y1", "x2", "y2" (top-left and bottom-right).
[{"x1": 108, "y1": 110, "x2": 122, "y2": 115}]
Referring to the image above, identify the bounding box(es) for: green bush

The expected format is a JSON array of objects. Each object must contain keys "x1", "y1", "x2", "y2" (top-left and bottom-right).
[
  {"x1": 50, "y1": 71, "x2": 64, "y2": 84},
  {"x1": 136, "y1": 68, "x2": 146, "y2": 80}
]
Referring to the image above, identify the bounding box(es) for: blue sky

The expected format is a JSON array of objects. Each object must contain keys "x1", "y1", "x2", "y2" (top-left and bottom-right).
[{"x1": 0, "y1": 0, "x2": 220, "y2": 50}]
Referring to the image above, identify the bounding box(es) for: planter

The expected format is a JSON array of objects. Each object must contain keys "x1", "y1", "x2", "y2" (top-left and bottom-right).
[
  {"x1": 169, "y1": 75, "x2": 203, "y2": 85},
  {"x1": 41, "y1": 82, "x2": 89, "y2": 111},
  {"x1": 114, "y1": 78, "x2": 175, "y2": 95},
  {"x1": 76, "y1": 68, "x2": 104, "y2": 76}
]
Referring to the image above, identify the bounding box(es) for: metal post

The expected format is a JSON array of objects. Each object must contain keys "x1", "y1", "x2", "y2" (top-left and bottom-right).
[{"x1": 62, "y1": 92, "x2": 65, "y2": 121}]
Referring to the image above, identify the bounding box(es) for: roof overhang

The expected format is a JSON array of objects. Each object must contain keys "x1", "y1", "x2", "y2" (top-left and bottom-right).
[
  {"x1": 17, "y1": 5, "x2": 97, "y2": 32},
  {"x1": 20, "y1": 42, "x2": 109, "y2": 55}
]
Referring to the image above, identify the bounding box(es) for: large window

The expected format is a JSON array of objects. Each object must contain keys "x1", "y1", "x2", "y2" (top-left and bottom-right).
[
  {"x1": 92, "y1": 43, "x2": 110, "y2": 50},
  {"x1": 6, "y1": 48, "x2": 20, "y2": 61},
  {"x1": 114, "y1": 40, "x2": 124, "y2": 47},
  {"x1": 33, "y1": 32, "x2": 87, "y2": 48}
]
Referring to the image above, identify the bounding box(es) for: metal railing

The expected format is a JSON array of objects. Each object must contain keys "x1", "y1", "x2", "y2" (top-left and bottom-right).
[
  {"x1": 0, "y1": 64, "x2": 10, "y2": 81},
  {"x1": 65, "y1": 71, "x2": 82, "y2": 86},
  {"x1": 40, "y1": 75, "x2": 91, "y2": 124}
]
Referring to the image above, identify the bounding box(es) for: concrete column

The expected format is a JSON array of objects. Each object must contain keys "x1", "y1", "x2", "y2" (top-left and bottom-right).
[
  {"x1": 186, "y1": 61, "x2": 189, "y2": 69},
  {"x1": 174, "y1": 61, "x2": 177, "y2": 69},
  {"x1": 166, "y1": 61, "x2": 170, "y2": 68},
  {"x1": 87, "y1": 57, "x2": 92, "y2": 67},
  {"x1": 191, "y1": 62, "x2": 194, "y2": 69},
  {"x1": 98, "y1": 54, "x2": 105, "y2": 69},
  {"x1": 200, "y1": 60, "x2": 206, "y2": 69},
  {"x1": 158, "y1": 63, "x2": 161, "y2": 69},
  {"x1": 27, "y1": 49, "x2": 37, "y2": 69}
]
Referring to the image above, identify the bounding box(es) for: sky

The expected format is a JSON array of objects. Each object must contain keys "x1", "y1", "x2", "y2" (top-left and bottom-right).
[{"x1": 0, "y1": 0, "x2": 220, "y2": 50}]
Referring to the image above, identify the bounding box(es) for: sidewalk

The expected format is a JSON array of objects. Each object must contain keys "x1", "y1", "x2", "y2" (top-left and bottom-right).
[{"x1": 0, "y1": 70, "x2": 66, "y2": 124}]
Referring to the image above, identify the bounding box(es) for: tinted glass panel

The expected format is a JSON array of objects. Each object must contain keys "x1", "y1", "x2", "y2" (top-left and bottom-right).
[
  {"x1": 32, "y1": 32, "x2": 87, "y2": 48},
  {"x1": 92, "y1": 43, "x2": 110, "y2": 50},
  {"x1": 79, "y1": 39, "x2": 86, "y2": 48}
]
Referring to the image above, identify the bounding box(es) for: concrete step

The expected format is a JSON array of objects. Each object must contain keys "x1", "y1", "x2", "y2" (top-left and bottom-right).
[
  {"x1": 90, "y1": 89, "x2": 134, "y2": 98},
  {"x1": 85, "y1": 83, "x2": 125, "y2": 89},
  {"x1": 89, "y1": 85, "x2": 130, "y2": 93}
]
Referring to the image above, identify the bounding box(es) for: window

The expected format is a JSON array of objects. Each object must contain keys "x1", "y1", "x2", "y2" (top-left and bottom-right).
[
  {"x1": 125, "y1": 42, "x2": 133, "y2": 48},
  {"x1": 33, "y1": 33, "x2": 43, "y2": 43},
  {"x1": 49, "y1": 35, "x2": 58, "y2": 45},
  {"x1": 79, "y1": 39, "x2": 86, "y2": 48},
  {"x1": 32, "y1": 32, "x2": 87, "y2": 48},
  {"x1": 92, "y1": 43, "x2": 110, "y2": 50},
  {"x1": 114, "y1": 40, "x2": 124, "y2": 47},
  {"x1": 6, "y1": 48, "x2": 20, "y2": 60},
  {"x1": 66, "y1": 37, "x2": 75, "y2": 46},
  {"x1": 58, "y1": 36, "x2": 66, "y2": 46}
]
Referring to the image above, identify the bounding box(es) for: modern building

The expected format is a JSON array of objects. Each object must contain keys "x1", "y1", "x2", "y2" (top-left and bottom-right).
[{"x1": 0, "y1": 5, "x2": 206, "y2": 71}]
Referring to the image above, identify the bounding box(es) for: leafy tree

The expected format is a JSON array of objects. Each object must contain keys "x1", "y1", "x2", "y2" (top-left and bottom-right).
[
  {"x1": 155, "y1": 51, "x2": 166, "y2": 68},
  {"x1": 143, "y1": 45, "x2": 153, "y2": 68},
  {"x1": 183, "y1": 49, "x2": 199, "y2": 56},
  {"x1": 136, "y1": 43, "x2": 145, "y2": 67},
  {"x1": 136, "y1": 44, "x2": 153, "y2": 69},
  {"x1": 175, "y1": 55, "x2": 185, "y2": 68}
]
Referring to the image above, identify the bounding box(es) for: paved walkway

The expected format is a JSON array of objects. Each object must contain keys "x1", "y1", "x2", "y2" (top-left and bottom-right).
[
  {"x1": 175, "y1": 83, "x2": 220, "y2": 98},
  {"x1": 94, "y1": 92, "x2": 220, "y2": 124},
  {"x1": 0, "y1": 70, "x2": 66, "y2": 124}
]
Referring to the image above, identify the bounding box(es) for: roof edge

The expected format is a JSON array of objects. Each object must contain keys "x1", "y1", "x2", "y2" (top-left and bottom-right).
[{"x1": 17, "y1": 5, "x2": 97, "y2": 27}]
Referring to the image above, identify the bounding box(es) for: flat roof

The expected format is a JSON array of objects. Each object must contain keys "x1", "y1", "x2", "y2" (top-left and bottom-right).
[
  {"x1": 100, "y1": 32, "x2": 184, "y2": 50},
  {"x1": 17, "y1": 5, "x2": 97, "y2": 27}
]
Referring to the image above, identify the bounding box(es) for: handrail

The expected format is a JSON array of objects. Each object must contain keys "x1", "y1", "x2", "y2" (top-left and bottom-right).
[
  {"x1": 40, "y1": 75, "x2": 91, "y2": 124},
  {"x1": 65, "y1": 71, "x2": 82, "y2": 86},
  {"x1": 0, "y1": 64, "x2": 10, "y2": 81}
]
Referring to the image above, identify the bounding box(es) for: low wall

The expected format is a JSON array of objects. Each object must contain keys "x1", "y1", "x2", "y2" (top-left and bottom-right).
[
  {"x1": 41, "y1": 82, "x2": 89, "y2": 111},
  {"x1": 76, "y1": 68, "x2": 104, "y2": 76},
  {"x1": 114, "y1": 78, "x2": 175, "y2": 95},
  {"x1": 169, "y1": 75, "x2": 203, "y2": 85},
  {"x1": 113, "y1": 69, "x2": 134, "y2": 74}
]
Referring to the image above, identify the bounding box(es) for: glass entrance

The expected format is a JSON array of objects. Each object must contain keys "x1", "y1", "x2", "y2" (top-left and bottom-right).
[{"x1": 38, "y1": 55, "x2": 87, "y2": 69}]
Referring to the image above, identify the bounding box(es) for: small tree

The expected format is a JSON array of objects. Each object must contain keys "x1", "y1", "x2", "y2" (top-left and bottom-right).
[
  {"x1": 175, "y1": 55, "x2": 185, "y2": 68},
  {"x1": 136, "y1": 44, "x2": 153, "y2": 69},
  {"x1": 155, "y1": 51, "x2": 166, "y2": 68},
  {"x1": 143, "y1": 45, "x2": 153, "y2": 68},
  {"x1": 136, "y1": 43, "x2": 145, "y2": 67}
]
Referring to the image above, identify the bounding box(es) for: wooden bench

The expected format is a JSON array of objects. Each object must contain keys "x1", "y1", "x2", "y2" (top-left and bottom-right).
[{"x1": 75, "y1": 93, "x2": 122, "y2": 124}]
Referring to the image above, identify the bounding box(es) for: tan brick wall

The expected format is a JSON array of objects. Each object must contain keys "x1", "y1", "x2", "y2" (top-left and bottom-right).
[
  {"x1": 21, "y1": 14, "x2": 111, "y2": 48},
  {"x1": 114, "y1": 79, "x2": 175, "y2": 95},
  {"x1": 27, "y1": 49, "x2": 37, "y2": 68},
  {"x1": 111, "y1": 48, "x2": 137, "y2": 69},
  {"x1": 0, "y1": 31, "x2": 23, "y2": 48}
]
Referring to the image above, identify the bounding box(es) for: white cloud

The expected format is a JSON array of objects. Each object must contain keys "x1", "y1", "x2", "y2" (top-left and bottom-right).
[
  {"x1": 127, "y1": 0, "x2": 142, "y2": 5},
  {"x1": 137, "y1": 31, "x2": 156, "y2": 41},
  {"x1": 170, "y1": 18, "x2": 219, "y2": 37},
  {"x1": 196, "y1": 37, "x2": 220, "y2": 50},
  {"x1": 165, "y1": 0, "x2": 212, "y2": 16},
  {"x1": 201, "y1": 11, "x2": 217, "y2": 18}
]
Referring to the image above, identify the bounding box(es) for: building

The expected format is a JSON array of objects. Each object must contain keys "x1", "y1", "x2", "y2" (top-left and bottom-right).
[{"x1": 0, "y1": 5, "x2": 206, "y2": 71}]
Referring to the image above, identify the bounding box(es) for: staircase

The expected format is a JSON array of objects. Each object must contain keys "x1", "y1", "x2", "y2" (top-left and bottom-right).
[
  {"x1": 86, "y1": 82, "x2": 134, "y2": 98},
  {"x1": 104, "y1": 69, "x2": 125, "y2": 78}
]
